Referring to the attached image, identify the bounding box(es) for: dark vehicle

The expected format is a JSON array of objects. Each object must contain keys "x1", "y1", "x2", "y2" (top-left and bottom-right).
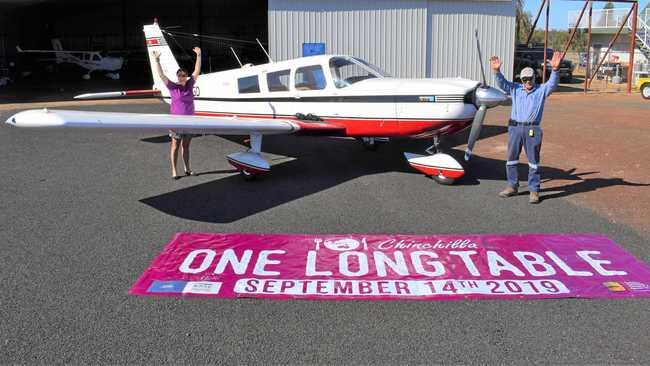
[{"x1": 515, "y1": 45, "x2": 574, "y2": 83}]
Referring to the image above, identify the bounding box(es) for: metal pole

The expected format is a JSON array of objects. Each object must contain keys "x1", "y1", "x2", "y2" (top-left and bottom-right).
[
  {"x1": 627, "y1": 2, "x2": 638, "y2": 94},
  {"x1": 197, "y1": 0, "x2": 203, "y2": 50},
  {"x1": 543, "y1": 0, "x2": 550, "y2": 83},
  {"x1": 121, "y1": 0, "x2": 127, "y2": 49},
  {"x1": 526, "y1": 0, "x2": 547, "y2": 46},
  {"x1": 585, "y1": 1, "x2": 592, "y2": 92},
  {"x1": 588, "y1": 5, "x2": 635, "y2": 86},
  {"x1": 562, "y1": 0, "x2": 590, "y2": 59}
]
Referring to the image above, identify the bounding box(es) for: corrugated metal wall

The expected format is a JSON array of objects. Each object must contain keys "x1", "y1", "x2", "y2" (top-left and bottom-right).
[
  {"x1": 269, "y1": 0, "x2": 515, "y2": 81},
  {"x1": 427, "y1": 1, "x2": 515, "y2": 84},
  {"x1": 269, "y1": 0, "x2": 427, "y2": 78}
]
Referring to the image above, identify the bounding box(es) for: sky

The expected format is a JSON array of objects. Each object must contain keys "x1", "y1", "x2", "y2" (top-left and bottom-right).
[{"x1": 523, "y1": 0, "x2": 650, "y2": 30}]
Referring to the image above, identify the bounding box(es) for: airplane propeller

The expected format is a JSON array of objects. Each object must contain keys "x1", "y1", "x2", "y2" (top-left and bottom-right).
[{"x1": 464, "y1": 30, "x2": 508, "y2": 161}]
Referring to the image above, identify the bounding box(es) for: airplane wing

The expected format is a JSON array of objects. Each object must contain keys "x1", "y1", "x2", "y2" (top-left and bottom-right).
[
  {"x1": 6, "y1": 108, "x2": 347, "y2": 175},
  {"x1": 5, "y1": 109, "x2": 299, "y2": 135},
  {"x1": 16, "y1": 46, "x2": 100, "y2": 54}
]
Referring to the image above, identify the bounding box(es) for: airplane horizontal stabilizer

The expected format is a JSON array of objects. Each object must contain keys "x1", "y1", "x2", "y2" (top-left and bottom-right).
[{"x1": 74, "y1": 89, "x2": 161, "y2": 99}]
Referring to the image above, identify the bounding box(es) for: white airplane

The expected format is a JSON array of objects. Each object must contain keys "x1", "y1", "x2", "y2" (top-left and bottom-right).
[
  {"x1": 16, "y1": 39, "x2": 124, "y2": 80},
  {"x1": 6, "y1": 21, "x2": 507, "y2": 184}
]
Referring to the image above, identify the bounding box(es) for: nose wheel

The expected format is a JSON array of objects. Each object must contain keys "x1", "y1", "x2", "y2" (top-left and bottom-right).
[
  {"x1": 431, "y1": 173, "x2": 456, "y2": 185},
  {"x1": 404, "y1": 152, "x2": 465, "y2": 185},
  {"x1": 240, "y1": 169, "x2": 257, "y2": 181}
]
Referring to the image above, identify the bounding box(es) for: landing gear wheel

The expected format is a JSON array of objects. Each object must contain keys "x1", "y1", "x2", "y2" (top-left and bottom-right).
[
  {"x1": 360, "y1": 137, "x2": 378, "y2": 151},
  {"x1": 431, "y1": 173, "x2": 455, "y2": 185},
  {"x1": 642, "y1": 84, "x2": 650, "y2": 100},
  {"x1": 240, "y1": 169, "x2": 257, "y2": 181}
]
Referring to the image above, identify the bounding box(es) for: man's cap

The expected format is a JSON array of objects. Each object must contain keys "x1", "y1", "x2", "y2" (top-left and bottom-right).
[{"x1": 521, "y1": 67, "x2": 535, "y2": 79}]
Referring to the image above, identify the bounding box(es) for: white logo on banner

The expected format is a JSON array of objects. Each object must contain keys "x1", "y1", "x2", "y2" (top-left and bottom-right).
[{"x1": 314, "y1": 238, "x2": 369, "y2": 251}]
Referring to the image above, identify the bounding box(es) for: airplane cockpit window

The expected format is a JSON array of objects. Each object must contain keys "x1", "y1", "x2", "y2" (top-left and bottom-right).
[
  {"x1": 329, "y1": 56, "x2": 389, "y2": 88},
  {"x1": 238, "y1": 75, "x2": 260, "y2": 94},
  {"x1": 267, "y1": 69, "x2": 290, "y2": 92},
  {"x1": 295, "y1": 65, "x2": 327, "y2": 90}
]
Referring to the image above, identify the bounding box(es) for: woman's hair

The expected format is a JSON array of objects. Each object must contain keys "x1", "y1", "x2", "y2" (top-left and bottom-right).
[{"x1": 177, "y1": 68, "x2": 189, "y2": 76}]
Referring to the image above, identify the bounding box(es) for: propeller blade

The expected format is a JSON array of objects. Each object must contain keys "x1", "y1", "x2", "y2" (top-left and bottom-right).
[
  {"x1": 475, "y1": 29, "x2": 487, "y2": 86},
  {"x1": 464, "y1": 104, "x2": 487, "y2": 161}
]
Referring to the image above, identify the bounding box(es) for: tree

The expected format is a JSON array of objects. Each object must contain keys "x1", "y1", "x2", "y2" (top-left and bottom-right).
[{"x1": 515, "y1": 0, "x2": 533, "y2": 45}]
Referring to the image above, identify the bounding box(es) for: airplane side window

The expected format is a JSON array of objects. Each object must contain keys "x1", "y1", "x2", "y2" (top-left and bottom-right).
[
  {"x1": 266, "y1": 70, "x2": 290, "y2": 92},
  {"x1": 295, "y1": 65, "x2": 326, "y2": 90},
  {"x1": 238, "y1": 75, "x2": 260, "y2": 94}
]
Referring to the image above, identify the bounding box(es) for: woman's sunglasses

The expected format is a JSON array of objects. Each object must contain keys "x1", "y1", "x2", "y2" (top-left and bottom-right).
[{"x1": 521, "y1": 77, "x2": 533, "y2": 83}]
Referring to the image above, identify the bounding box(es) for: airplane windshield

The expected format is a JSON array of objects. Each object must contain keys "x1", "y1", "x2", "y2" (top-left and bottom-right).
[{"x1": 329, "y1": 56, "x2": 389, "y2": 88}]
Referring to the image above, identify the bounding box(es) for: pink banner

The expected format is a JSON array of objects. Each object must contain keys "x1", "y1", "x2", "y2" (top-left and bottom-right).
[{"x1": 130, "y1": 233, "x2": 650, "y2": 301}]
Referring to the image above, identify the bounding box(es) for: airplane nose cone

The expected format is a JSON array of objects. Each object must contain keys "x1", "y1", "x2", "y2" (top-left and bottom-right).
[{"x1": 475, "y1": 86, "x2": 507, "y2": 108}]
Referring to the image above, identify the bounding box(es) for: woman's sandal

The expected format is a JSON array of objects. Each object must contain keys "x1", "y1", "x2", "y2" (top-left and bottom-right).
[
  {"x1": 172, "y1": 175, "x2": 181, "y2": 180},
  {"x1": 185, "y1": 170, "x2": 197, "y2": 176}
]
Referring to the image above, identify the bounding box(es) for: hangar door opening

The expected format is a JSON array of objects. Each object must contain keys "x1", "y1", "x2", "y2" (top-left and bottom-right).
[{"x1": 3, "y1": 0, "x2": 268, "y2": 83}]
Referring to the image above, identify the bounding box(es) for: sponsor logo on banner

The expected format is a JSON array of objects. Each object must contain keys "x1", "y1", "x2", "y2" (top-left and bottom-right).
[
  {"x1": 130, "y1": 233, "x2": 650, "y2": 301},
  {"x1": 147, "y1": 280, "x2": 187, "y2": 293},
  {"x1": 603, "y1": 281, "x2": 627, "y2": 292},
  {"x1": 625, "y1": 281, "x2": 650, "y2": 291},
  {"x1": 183, "y1": 281, "x2": 222, "y2": 295}
]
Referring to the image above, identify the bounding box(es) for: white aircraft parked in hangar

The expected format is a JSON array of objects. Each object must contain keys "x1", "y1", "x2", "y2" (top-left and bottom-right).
[
  {"x1": 6, "y1": 20, "x2": 507, "y2": 184},
  {"x1": 16, "y1": 39, "x2": 124, "y2": 80}
]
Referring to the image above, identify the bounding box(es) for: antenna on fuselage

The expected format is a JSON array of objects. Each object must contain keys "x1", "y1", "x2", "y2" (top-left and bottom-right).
[
  {"x1": 256, "y1": 38, "x2": 273, "y2": 63},
  {"x1": 230, "y1": 47, "x2": 243, "y2": 67}
]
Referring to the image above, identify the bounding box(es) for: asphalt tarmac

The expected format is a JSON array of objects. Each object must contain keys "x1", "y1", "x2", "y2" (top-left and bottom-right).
[{"x1": 1, "y1": 103, "x2": 649, "y2": 364}]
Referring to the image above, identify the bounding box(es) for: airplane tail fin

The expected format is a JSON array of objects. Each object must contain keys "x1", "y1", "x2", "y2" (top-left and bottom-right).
[{"x1": 143, "y1": 20, "x2": 180, "y2": 96}]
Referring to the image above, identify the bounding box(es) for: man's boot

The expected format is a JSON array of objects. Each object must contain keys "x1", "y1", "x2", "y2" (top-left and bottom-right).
[
  {"x1": 529, "y1": 191, "x2": 540, "y2": 204},
  {"x1": 498, "y1": 186, "x2": 518, "y2": 198}
]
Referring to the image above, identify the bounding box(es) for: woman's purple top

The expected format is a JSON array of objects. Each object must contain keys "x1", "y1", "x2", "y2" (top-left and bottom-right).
[{"x1": 166, "y1": 78, "x2": 195, "y2": 115}]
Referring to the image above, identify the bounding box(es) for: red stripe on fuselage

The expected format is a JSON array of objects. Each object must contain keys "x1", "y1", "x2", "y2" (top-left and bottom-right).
[{"x1": 193, "y1": 111, "x2": 472, "y2": 138}]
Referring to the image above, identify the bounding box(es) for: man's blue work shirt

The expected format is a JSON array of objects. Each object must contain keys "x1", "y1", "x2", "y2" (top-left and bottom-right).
[{"x1": 495, "y1": 70, "x2": 559, "y2": 125}]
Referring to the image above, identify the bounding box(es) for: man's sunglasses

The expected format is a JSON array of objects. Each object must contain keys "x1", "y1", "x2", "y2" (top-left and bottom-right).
[{"x1": 521, "y1": 77, "x2": 533, "y2": 82}]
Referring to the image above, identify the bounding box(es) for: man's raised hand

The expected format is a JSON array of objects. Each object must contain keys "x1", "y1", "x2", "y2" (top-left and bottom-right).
[
  {"x1": 549, "y1": 51, "x2": 563, "y2": 71},
  {"x1": 490, "y1": 56, "x2": 502, "y2": 72}
]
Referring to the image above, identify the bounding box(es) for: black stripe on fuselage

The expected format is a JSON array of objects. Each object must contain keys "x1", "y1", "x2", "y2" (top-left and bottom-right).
[
  {"x1": 163, "y1": 95, "x2": 468, "y2": 103},
  {"x1": 191, "y1": 110, "x2": 472, "y2": 122}
]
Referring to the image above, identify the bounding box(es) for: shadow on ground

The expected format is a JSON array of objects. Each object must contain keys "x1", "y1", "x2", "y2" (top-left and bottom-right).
[
  {"x1": 139, "y1": 130, "x2": 645, "y2": 223},
  {"x1": 541, "y1": 176, "x2": 650, "y2": 200}
]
